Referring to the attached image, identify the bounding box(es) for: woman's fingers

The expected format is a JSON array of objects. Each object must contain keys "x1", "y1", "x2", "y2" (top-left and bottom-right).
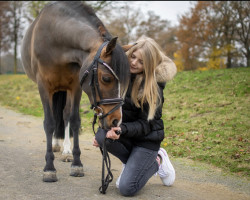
[
  {"x1": 111, "y1": 127, "x2": 121, "y2": 132},
  {"x1": 93, "y1": 138, "x2": 99, "y2": 147},
  {"x1": 106, "y1": 129, "x2": 120, "y2": 140}
]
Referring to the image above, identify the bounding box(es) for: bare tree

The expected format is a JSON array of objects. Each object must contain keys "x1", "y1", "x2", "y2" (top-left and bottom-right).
[
  {"x1": 136, "y1": 11, "x2": 170, "y2": 39},
  {"x1": 22, "y1": 1, "x2": 49, "y2": 23},
  {"x1": 0, "y1": 2, "x2": 11, "y2": 74},
  {"x1": 231, "y1": 1, "x2": 250, "y2": 67},
  {"x1": 99, "y1": 2, "x2": 144, "y2": 45},
  {"x1": 84, "y1": 1, "x2": 114, "y2": 12},
  {"x1": 7, "y1": 1, "x2": 24, "y2": 74},
  {"x1": 136, "y1": 11, "x2": 176, "y2": 58},
  {"x1": 210, "y1": 1, "x2": 238, "y2": 68}
]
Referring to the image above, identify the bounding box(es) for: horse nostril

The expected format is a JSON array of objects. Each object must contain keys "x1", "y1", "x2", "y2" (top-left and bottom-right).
[{"x1": 112, "y1": 119, "x2": 118, "y2": 127}]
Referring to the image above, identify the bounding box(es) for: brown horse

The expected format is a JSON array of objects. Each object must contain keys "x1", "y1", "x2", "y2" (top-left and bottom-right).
[{"x1": 21, "y1": 1, "x2": 131, "y2": 182}]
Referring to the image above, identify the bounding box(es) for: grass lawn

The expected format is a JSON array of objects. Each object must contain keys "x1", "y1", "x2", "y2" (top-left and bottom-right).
[{"x1": 0, "y1": 67, "x2": 249, "y2": 177}]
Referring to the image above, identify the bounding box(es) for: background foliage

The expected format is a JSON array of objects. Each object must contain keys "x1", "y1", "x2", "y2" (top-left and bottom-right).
[{"x1": 0, "y1": 1, "x2": 249, "y2": 74}]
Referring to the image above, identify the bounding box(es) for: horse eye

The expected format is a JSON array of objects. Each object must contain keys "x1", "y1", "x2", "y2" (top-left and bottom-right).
[{"x1": 102, "y1": 76, "x2": 112, "y2": 83}]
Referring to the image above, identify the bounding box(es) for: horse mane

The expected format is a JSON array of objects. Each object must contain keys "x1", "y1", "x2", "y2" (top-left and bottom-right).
[
  {"x1": 59, "y1": 1, "x2": 112, "y2": 41},
  {"x1": 111, "y1": 45, "x2": 130, "y2": 96}
]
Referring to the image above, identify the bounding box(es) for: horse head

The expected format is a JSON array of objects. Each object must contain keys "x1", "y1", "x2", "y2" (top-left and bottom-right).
[{"x1": 80, "y1": 37, "x2": 132, "y2": 130}]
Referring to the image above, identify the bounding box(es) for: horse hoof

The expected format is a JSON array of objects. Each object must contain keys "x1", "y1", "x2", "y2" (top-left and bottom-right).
[
  {"x1": 62, "y1": 154, "x2": 73, "y2": 162},
  {"x1": 70, "y1": 166, "x2": 84, "y2": 177},
  {"x1": 43, "y1": 171, "x2": 58, "y2": 182},
  {"x1": 52, "y1": 145, "x2": 61, "y2": 152}
]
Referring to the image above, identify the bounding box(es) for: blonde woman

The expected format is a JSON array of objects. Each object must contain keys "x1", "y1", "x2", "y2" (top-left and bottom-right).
[{"x1": 94, "y1": 36, "x2": 177, "y2": 196}]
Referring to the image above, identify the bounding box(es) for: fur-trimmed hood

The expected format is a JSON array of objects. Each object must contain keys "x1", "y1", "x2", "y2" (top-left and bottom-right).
[
  {"x1": 155, "y1": 56, "x2": 177, "y2": 83},
  {"x1": 137, "y1": 56, "x2": 177, "y2": 100}
]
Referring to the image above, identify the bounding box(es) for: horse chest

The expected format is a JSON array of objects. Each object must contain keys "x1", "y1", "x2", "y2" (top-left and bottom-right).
[{"x1": 39, "y1": 67, "x2": 79, "y2": 93}]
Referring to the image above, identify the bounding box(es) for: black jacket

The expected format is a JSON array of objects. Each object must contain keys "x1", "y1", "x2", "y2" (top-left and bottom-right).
[{"x1": 120, "y1": 75, "x2": 166, "y2": 151}]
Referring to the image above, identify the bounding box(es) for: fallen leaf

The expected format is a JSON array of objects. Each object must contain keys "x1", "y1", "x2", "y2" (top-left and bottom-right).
[{"x1": 170, "y1": 116, "x2": 176, "y2": 120}]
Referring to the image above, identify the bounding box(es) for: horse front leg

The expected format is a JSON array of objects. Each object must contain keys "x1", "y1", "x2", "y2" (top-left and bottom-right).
[
  {"x1": 43, "y1": 116, "x2": 58, "y2": 182},
  {"x1": 62, "y1": 97, "x2": 73, "y2": 162},
  {"x1": 38, "y1": 83, "x2": 58, "y2": 182},
  {"x1": 52, "y1": 102, "x2": 73, "y2": 162},
  {"x1": 70, "y1": 87, "x2": 84, "y2": 177},
  {"x1": 62, "y1": 123, "x2": 73, "y2": 162},
  {"x1": 52, "y1": 136, "x2": 61, "y2": 152}
]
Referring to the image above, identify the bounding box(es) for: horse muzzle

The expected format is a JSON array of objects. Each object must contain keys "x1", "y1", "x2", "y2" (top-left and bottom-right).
[{"x1": 94, "y1": 103, "x2": 123, "y2": 130}]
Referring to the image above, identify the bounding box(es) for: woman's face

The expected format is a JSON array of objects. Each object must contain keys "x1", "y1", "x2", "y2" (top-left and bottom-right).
[{"x1": 129, "y1": 50, "x2": 144, "y2": 74}]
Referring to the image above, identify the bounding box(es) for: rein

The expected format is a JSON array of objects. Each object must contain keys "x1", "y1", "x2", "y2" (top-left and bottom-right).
[{"x1": 80, "y1": 41, "x2": 124, "y2": 194}]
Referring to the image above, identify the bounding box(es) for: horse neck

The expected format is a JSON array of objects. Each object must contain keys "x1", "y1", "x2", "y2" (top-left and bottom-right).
[
  {"x1": 57, "y1": 19, "x2": 102, "y2": 50},
  {"x1": 52, "y1": 17, "x2": 103, "y2": 69},
  {"x1": 40, "y1": 3, "x2": 106, "y2": 70}
]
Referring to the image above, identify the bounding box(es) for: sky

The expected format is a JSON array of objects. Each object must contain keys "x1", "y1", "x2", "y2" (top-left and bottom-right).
[{"x1": 133, "y1": 1, "x2": 193, "y2": 26}]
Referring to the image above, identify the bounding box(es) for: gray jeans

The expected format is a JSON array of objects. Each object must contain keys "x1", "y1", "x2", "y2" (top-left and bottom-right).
[{"x1": 95, "y1": 128, "x2": 159, "y2": 196}]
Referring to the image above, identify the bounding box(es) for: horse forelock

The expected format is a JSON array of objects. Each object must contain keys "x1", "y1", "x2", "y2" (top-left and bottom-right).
[{"x1": 111, "y1": 45, "x2": 130, "y2": 96}]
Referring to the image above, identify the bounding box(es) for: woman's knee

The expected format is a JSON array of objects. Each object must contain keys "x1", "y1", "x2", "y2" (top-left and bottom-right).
[
  {"x1": 105, "y1": 138, "x2": 117, "y2": 150},
  {"x1": 119, "y1": 178, "x2": 138, "y2": 196},
  {"x1": 95, "y1": 128, "x2": 107, "y2": 147},
  {"x1": 119, "y1": 184, "x2": 137, "y2": 197},
  {"x1": 95, "y1": 129, "x2": 115, "y2": 150}
]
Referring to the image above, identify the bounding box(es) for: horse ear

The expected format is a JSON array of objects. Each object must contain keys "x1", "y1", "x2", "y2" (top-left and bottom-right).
[
  {"x1": 105, "y1": 37, "x2": 118, "y2": 56},
  {"x1": 122, "y1": 43, "x2": 137, "y2": 52}
]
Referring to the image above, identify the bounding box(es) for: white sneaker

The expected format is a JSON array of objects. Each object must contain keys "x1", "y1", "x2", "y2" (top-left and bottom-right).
[
  {"x1": 116, "y1": 163, "x2": 125, "y2": 188},
  {"x1": 157, "y1": 148, "x2": 175, "y2": 186}
]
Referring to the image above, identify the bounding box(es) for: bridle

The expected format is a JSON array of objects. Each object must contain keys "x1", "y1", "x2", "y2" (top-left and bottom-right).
[
  {"x1": 80, "y1": 41, "x2": 124, "y2": 126},
  {"x1": 80, "y1": 41, "x2": 123, "y2": 194}
]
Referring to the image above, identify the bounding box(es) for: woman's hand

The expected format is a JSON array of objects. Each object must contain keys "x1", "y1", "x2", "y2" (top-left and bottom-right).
[
  {"x1": 106, "y1": 127, "x2": 121, "y2": 140},
  {"x1": 93, "y1": 137, "x2": 99, "y2": 147}
]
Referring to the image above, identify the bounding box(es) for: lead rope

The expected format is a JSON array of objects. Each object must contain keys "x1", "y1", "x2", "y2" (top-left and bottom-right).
[
  {"x1": 99, "y1": 139, "x2": 113, "y2": 194},
  {"x1": 92, "y1": 114, "x2": 113, "y2": 194}
]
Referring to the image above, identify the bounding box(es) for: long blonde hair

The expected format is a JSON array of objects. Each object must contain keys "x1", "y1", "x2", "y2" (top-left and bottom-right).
[{"x1": 127, "y1": 36, "x2": 164, "y2": 120}]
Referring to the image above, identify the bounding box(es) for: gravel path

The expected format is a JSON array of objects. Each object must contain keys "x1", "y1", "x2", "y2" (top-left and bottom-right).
[{"x1": 0, "y1": 106, "x2": 249, "y2": 200}]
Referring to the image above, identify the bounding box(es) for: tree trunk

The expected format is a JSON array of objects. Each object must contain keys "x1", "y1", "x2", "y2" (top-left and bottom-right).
[
  {"x1": 0, "y1": 42, "x2": 2, "y2": 74},
  {"x1": 0, "y1": 16, "x2": 2, "y2": 74},
  {"x1": 13, "y1": 1, "x2": 17, "y2": 74},
  {"x1": 227, "y1": 50, "x2": 232, "y2": 68},
  {"x1": 247, "y1": 50, "x2": 250, "y2": 67}
]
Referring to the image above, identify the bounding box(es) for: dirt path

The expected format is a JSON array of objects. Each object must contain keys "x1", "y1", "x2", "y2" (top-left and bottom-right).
[{"x1": 0, "y1": 106, "x2": 249, "y2": 200}]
